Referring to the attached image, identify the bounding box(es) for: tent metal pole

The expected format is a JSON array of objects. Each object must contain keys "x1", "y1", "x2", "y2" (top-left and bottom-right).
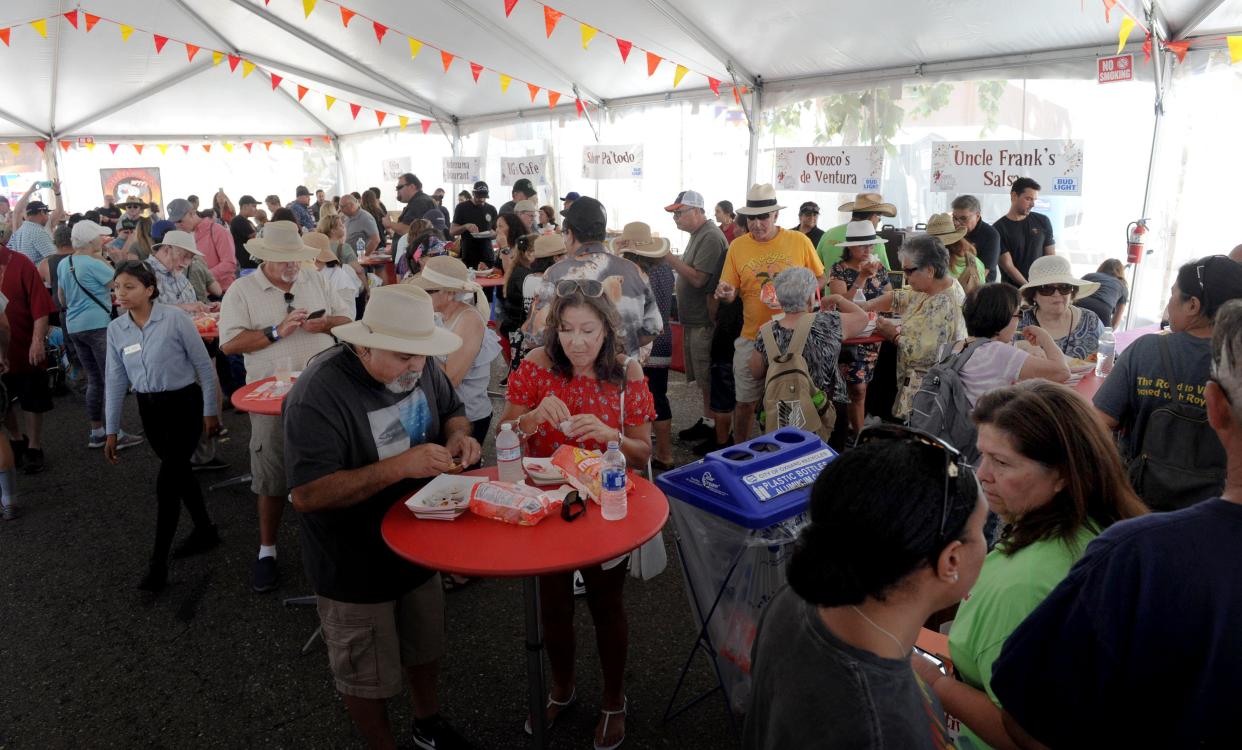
[
  {"x1": 48, "y1": 0, "x2": 65, "y2": 134},
  {"x1": 0, "y1": 106, "x2": 49, "y2": 140},
  {"x1": 238, "y1": 52, "x2": 431, "y2": 119},
  {"x1": 1170, "y1": 0, "x2": 1226, "y2": 38},
  {"x1": 642, "y1": 0, "x2": 755, "y2": 87},
  {"x1": 54, "y1": 63, "x2": 214, "y2": 136},
  {"x1": 745, "y1": 86, "x2": 762, "y2": 190},
  {"x1": 333, "y1": 137, "x2": 347, "y2": 195}
]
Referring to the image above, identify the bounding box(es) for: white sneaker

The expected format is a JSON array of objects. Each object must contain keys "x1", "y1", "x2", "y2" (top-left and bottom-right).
[
  {"x1": 116, "y1": 433, "x2": 145, "y2": 451},
  {"x1": 572, "y1": 570, "x2": 586, "y2": 597}
]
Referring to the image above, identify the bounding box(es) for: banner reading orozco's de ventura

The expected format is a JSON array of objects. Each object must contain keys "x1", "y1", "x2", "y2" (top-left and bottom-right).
[
  {"x1": 442, "y1": 156, "x2": 482, "y2": 184},
  {"x1": 773, "y1": 147, "x2": 883, "y2": 192},
  {"x1": 581, "y1": 145, "x2": 643, "y2": 180},
  {"x1": 931, "y1": 140, "x2": 1085, "y2": 196},
  {"x1": 500, "y1": 155, "x2": 548, "y2": 185}
]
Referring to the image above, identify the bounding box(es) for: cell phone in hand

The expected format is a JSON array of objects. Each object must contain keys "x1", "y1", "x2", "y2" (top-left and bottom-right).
[
  {"x1": 307, "y1": 309, "x2": 326, "y2": 320},
  {"x1": 913, "y1": 646, "x2": 948, "y2": 675}
]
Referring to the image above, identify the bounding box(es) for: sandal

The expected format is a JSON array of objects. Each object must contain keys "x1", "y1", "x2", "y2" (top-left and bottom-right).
[
  {"x1": 523, "y1": 686, "x2": 577, "y2": 735},
  {"x1": 593, "y1": 697, "x2": 627, "y2": 750}
]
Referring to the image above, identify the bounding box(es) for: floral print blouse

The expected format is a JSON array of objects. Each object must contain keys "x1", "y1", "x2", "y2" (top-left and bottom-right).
[
  {"x1": 1017, "y1": 306, "x2": 1104, "y2": 360},
  {"x1": 891, "y1": 281, "x2": 967, "y2": 419}
]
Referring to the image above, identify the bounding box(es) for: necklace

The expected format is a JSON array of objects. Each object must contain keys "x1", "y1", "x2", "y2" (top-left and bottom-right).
[{"x1": 850, "y1": 605, "x2": 910, "y2": 658}]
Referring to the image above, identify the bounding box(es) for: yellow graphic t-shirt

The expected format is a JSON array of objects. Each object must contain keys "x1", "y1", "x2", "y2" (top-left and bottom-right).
[{"x1": 720, "y1": 228, "x2": 825, "y2": 340}]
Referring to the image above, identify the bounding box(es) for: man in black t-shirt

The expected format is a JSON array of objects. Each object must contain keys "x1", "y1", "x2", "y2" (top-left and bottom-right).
[
  {"x1": 793, "y1": 201, "x2": 824, "y2": 248},
  {"x1": 951, "y1": 194, "x2": 1002, "y2": 282},
  {"x1": 993, "y1": 177, "x2": 1055, "y2": 287},
  {"x1": 97, "y1": 195, "x2": 121, "y2": 229},
  {"x1": 230, "y1": 195, "x2": 259, "y2": 269},
  {"x1": 498, "y1": 177, "x2": 536, "y2": 216},
  {"x1": 450, "y1": 181, "x2": 497, "y2": 269},
  {"x1": 384, "y1": 172, "x2": 436, "y2": 239}
]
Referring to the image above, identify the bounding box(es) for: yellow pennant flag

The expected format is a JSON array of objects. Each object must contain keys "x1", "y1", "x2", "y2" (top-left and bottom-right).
[
  {"x1": 30, "y1": 19, "x2": 47, "y2": 38},
  {"x1": 223, "y1": 143, "x2": 234, "y2": 153},
  {"x1": 212, "y1": 51, "x2": 223, "y2": 66},
  {"x1": 580, "y1": 24, "x2": 597, "y2": 50},
  {"x1": 85, "y1": 142, "x2": 95, "y2": 152},
  {"x1": 673, "y1": 64, "x2": 689, "y2": 88},
  {"x1": 325, "y1": 95, "x2": 336, "y2": 110},
  {"x1": 283, "y1": 139, "x2": 294, "y2": 148},
  {"x1": 302, "y1": 0, "x2": 317, "y2": 19},
  {"x1": 398, "y1": 115, "x2": 409, "y2": 130},
  {"x1": 499, "y1": 74, "x2": 512, "y2": 93},
  {"x1": 157, "y1": 144, "x2": 169, "y2": 155},
  {"x1": 1117, "y1": 16, "x2": 1136, "y2": 54},
  {"x1": 7, "y1": 143, "x2": 19, "y2": 155},
  {"x1": 241, "y1": 60, "x2": 255, "y2": 78},
  {"x1": 1229, "y1": 35, "x2": 1242, "y2": 64},
  {"x1": 120, "y1": 24, "x2": 135, "y2": 42},
  {"x1": 408, "y1": 38, "x2": 423, "y2": 60}
]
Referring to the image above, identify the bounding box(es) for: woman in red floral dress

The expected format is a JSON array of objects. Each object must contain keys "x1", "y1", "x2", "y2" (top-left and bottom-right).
[{"x1": 498, "y1": 282, "x2": 654, "y2": 750}]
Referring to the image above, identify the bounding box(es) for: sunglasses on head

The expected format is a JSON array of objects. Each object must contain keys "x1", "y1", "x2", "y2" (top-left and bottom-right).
[
  {"x1": 556, "y1": 278, "x2": 604, "y2": 299},
  {"x1": 857, "y1": 424, "x2": 976, "y2": 542},
  {"x1": 1035, "y1": 284, "x2": 1075, "y2": 296},
  {"x1": 283, "y1": 291, "x2": 295, "y2": 313},
  {"x1": 560, "y1": 490, "x2": 586, "y2": 522}
]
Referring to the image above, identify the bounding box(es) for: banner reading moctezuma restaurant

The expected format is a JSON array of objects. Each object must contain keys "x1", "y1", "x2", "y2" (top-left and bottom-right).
[
  {"x1": 773, "y1": 147, "x2": 884, "y2": 192},
  {"x1": 931, "y1": 140, "x2": 1085, "y2": 196},
  {"x1": 100, "y1": 167, "x2": 163, "y2": 207},
  {"x1": 500, "y1": 155, "x2": 548, "y2": 185},
  {"x1": 582, "y1": 145, "x2": 643, "y2": 180},
  {"x1": 443, "y1": 156, "x2": 483, "y2": 184}
]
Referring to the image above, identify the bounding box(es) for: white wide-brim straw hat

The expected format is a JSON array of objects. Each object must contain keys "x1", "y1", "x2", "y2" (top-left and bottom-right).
[
  {"x1": 153, "y1": 229, "x2": 203, "y2": 256},
  {"x1": 333, "y1": 285, "x2": 462, "y2": 357},
  {"x1": 405, "y1": 255, "x2": 491, "y2": 320},
  {"x1": 736, "y1": 183, "x2": 785, "y2": 216},
  {"x1": 924, "y1": 213, "x2": 968, "y2": 246},
  {"x1": 608, "y1": 221, "x2": 670, "y2": 258},
  {"x1": 1019, "y1": 255, "x2": 1100, "y2": 299},
  {"x1": 531, "y1": 233, "x2": 567, "y2": 259},
  {"x1": 245, "y1": 220, "x2": 320, "y2": 263},
  {"x1": 835, "y1": 219, "x2": 889, "y2": 248},
  {"x1": 837, "y1": 192, "x2": 897, "y2": 217},
  {"x1": 302, "y1": 231, "x2": 337, "y2": 264}
]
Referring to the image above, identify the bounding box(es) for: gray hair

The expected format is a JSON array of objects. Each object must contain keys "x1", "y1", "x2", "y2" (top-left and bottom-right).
[
  {"x1": 773, "y1": 267, "x2": 818, "y2": 313},
  {"x1": 951, "y1": 195, "x2": 981, "y2": 214},
  {"x1": 900, "y1": 234, "x2": 950, "y2": 279},
  {"x1": 1212, "y1": 300, "x2": 1242, "y2": 420}
]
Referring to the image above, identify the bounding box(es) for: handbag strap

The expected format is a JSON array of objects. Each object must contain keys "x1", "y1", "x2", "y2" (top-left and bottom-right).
[{"x1": 67, "y1": 256, "x2": 113, "y2": 316}]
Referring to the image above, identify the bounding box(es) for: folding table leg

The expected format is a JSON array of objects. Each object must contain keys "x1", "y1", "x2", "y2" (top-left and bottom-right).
[{"x1": 523, "y1": 576, "x2": 547, "y2": 749}]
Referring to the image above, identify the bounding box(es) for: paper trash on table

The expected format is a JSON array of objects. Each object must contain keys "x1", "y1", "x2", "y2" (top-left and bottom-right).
[{"x1": 406, "y1": 474, "x2": 486, "y2": 520}]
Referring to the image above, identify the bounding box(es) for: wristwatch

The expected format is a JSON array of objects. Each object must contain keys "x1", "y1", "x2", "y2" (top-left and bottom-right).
[{"x1": 264, "y1": 325, "x2": 280, "y2": 343}]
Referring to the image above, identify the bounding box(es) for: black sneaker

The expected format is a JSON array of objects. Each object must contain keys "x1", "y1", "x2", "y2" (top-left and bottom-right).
[
  {"x1": 692, "y1": 436, "x2": 731, "y2": 457},
  {"x1": 252, "y1": 556, "x2": 279, "y2": 593},
  {"x1": 138, "y1": 564, "x2": 168, "y2": 593},
  {"x1": 191, "y1": 457, "x2": 230, "y2": 472},
  {"x1": 11, "y1": 436, "x2": 27, "y2": 470},
  {"x1": 412, "y1": 714, "x2": 473, "y2": 750},
  {"x1": 172, "y1": 525, "x2": 221, "y2": 559},
  {"x1": 678, "y1": 419, "x2": 714, "y2": 442},
  {"x1": 23, "y1": 448, "x2": 45, "y2": 475}
]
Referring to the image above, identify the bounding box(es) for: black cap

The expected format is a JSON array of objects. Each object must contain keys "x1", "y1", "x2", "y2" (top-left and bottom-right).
[
  {"x1": 239, "y1": 194, "x2": 258, "y2": 206},
  {"x1": 560, "y1": 195, "x2": 606, "y2": 233},
  {"x1": 472, "y1": 181, "x2": 489, "y2": 195},
  {"x1": 799, "y1": 201, "x2": 820, "y2": 215},
  {"x1": 25, "y1": 201, "x2": 49, "y2": 214},
  {"x1": 296, "y1": 185, "x2": 311, "y2": 197},
  {"x1": 512, "y1": 178, "x2": 535, "y2": 196}
]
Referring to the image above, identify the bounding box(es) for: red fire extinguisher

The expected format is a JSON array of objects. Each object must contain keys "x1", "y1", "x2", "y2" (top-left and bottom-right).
[{"x1": 1127, "y1": 220, "x2": 1148, "y2": 265}]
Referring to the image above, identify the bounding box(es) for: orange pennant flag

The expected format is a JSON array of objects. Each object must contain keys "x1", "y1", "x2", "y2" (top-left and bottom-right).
[
  {"x1": 1118, "y1": 17, "x2": 1136, "y2": 54},
  {"x1": 84, "y1": 14, "x2": 100, "y2": 32},
  {"x1": 296, "y1": 85, "x2": 309, "y2": 100},
  {"x1": 134, "y1": 144, "x2": 144, "y2": 155},
  {"x1": 0, "y1": 29, "x2": 10, "y2": 47},
  {"x1": 202, "y1": 144, "x2": 212, "y2": 153},
  {"x1": 544, "y1": 6, "x2": 563, "y2": 37},
  {"x1": 581, "y1": 24, "x2": 597, "y2": 50},
  {"x1": 1102, "y1": 0, "x2": 1117, "y2": 22},
  {"x1": 339, "y1": 6, "x2": 356, "y2": 27},
  {"x1": 398, "y1": 115, "x2": 409, "y2": 130},
  {"x1": 1165, "y1": 40, "x2": 1190, "y2": 63},
  {"x1": 185, "y1": 43, "x2": 200, "y2": 61},
  {"x1": 59, "y1": 140, "x2": 72, "y2": 152},
  {"x1": 527, "y1": 83, "x2": 540, "y2": 102},
  {"x1": 302, "y1": 0, "x2": 317, "y2": 18},
  {"x1": 30, "y1": 19, "x2": 48, "y2": 39},
  {"x1": 548, "y1": 91, "x2": 561, "y2": 108},
  {"x1": 708, "y1": 77, "x2": 721, "y2": 96},
  {"x1": 409, "y1": 38, "x2": 423, "y2": 59},
  {"x1": 646, "y1": 51, "x2": 662, "y2": 76},
  {"x1": 1229, "y1": 35, "x2": 1242, "y2": 64},
  {"x1": 673, "y1": 64, "x2": 689, "y2": 88},
  {"x1": 263, "y1": 141, "x2": 273, "y2": 151},
  {"x1": 375, "y1": 111, "x2": 387, "y2": 126},
  {"x1": 441, "y1": 50, "x2": 454, "y2": 72}
]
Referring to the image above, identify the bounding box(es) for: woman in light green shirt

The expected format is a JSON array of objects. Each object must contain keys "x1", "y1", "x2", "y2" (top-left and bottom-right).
[{"x1": 913, "y1": 381, "x2": 1147, "y2": 749}]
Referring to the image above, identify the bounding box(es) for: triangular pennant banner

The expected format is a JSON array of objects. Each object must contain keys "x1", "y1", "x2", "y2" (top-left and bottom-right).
[
  {"x1": 223, "y1": 143, "x2": 234, "y2": 153},
  {"x1": 30, "y1": 19, "x2": 47, "y2": 39},
  {"x1": 470, "y1": 62, "x2": 483, "y2": 82},
  {"x1": 548, "y1": 91, "x2": 561, "y2": 108},
  {"x1": 202, "y1": 144, "x2": 212, "y2": 153},
  {"x1": 325, "y1": 95, "x2": 336, "y2": 110},
  {"x1": 153, "y1": 35, "x2": 169, "y2": 54},
  {"x1": 242, "y1": 60, "x2": 256, "y2": 78},
  {"x1": 303, "y1": 137, "x2": 313, "y2": 146},
  {"x1": 581, "y1": 24, "x2": 597, "y2": 50},
  {"x1": 185, "y1": 43, "x2": 200, "y2": 61},
  {"x1": 441, "y1": 50, "x2": 454, "y2": 72},
  {"x1": 673, "y1": 64, "x2": 689, "y2": 88},
  {"x1": 244, "y1": 142, "x2": 253, "y2": 152},
  {"x1": 421, "y1": 119, "x2": 432, "y2": 134},
  {"x1": 59, "y1": 140, "x2": 71, "y2": 152},
  {"x1": 302, "y1": 0, "x2": 317, "y2": 19},
  {"x1": 181, "y1": 144, "x2": 190, "y2": 153},
  {"x1": 0, "y1": 29, "x2": 9, "y2": 47},
  {"x1": 322, "y1": 135, "x2": 332, "y2": 144},
  {"x1": 8, "y1": 143, "x2": 19, "y2": 155},
  {"x1": 296, "y1": 85, "x2": 308, "y2": 101},
  {"x1": 1229, "y1": 35, "x2": 1242, "y2": 64},
  {"x1": 373, "y1": 21, "x2": 388, "y2": 44},
  {"x1": 63, "y1": 11, "x2": 79, "y2": 29},
  {"x1": 157, "y1": 144, "x2": 169, "y2": 155},
  {"x1": 398, "y1": 115, "x2": 409, "y2": 130},
  {"x1": 339, "y1": 6, "x2": 356, "y2": 27},
  {"x1": 264, "y1": 141, "x2": 273, "y2": 151},
  {"x1": 375, "y1": 110, "x2": 387, "y2": 126},
  {"x1": 708, "y1": 77, "x2": 721, "y2": 96},
  {"x1": 212, "y1": 51, "x2": 223, "y2": 66},
  {"x1": 646, "y1": 51, "x2": 662, "y2": 77},
  {"x1": 108, "y1": 143, "x2": 119, "y2": 154},
  {"x1": 732, "y1": 86, "x2": 740, "y2": 104},
  {"x1": 134, "y1": 144, "x2": 144, "y2": 155},
  {"x1": 408, "y1": 37, "x2": 422, "y2": 59},
  {"x1": 1142, "y1": 34, "x2": 1152, "y2": 63},
  {"x1": 228, "y1": 55, "x2": 241, "y2": 72},
  {"x1": 527, "y1": 82, "x2": 540, "y2": 102},
  {"x1": 1103, "y1": 0, "x2": 1117, "y2": 23},
  {"x1": 575, "y1": 98, "x2": 584, "y2": 117},
  {"x1": 35, "y1": 140, "x2": 46, "y2": 152},
  {"x1": 270, "y1": 74, "x2": 282, "y2": 89},
  {"x1": 504, "y1": 0, "x2": 519, "y2": 16},
  {"x1": 283, "y1": 139, "x2": 294, "y2": 148},
  {"x1": 500, "y1": 73, "x2": 513, "y2": 93},
  {"x1": 85, "y1": 142, "x2": 95, "y2": 152},
  {"x1": 1118, "y1": 16, "x2": 1136, "y2": 54},
  {"x1": 349, "y1": 102, "x2": 362, "y2": 119},
  {"x1": 544, "y1": 6, "x2": 564, "y2": 37},
  {"x1": 85, "y1": 14, "x2": 101, "y2": 32},
  {"x1": 119, "y1": 24, "x2": 134, "y2": 42},
  {"x1": 616, "y1": 38, "x2": 632, "y2": 62}
]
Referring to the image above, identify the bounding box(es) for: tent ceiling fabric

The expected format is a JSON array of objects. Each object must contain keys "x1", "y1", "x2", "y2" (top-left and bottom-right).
[{"x1": 0, "y1": 0, "x2": 1237, "y2": 139}]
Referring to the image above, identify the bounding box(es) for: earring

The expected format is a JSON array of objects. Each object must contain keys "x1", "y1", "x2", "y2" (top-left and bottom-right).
[{"x1": 950, "y1": 572, "x2": 959, "y2": 583}]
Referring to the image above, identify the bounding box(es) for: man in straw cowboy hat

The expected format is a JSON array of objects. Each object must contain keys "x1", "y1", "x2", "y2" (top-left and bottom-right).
[
  {"x1": 815, "y1": 191, "x2": 899, "y2": 272},
  {"x1": 219, "y1": 221, "x2": 354, "y2": 594},
  {"x1": 284, "y1": 284, "x2": 477, "y2": 750},
  {"x1": 715, "y1": 183, "x2": 825, "y2": 442}
]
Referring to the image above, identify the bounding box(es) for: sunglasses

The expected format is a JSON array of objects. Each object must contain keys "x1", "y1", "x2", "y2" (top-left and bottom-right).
[
  {"x1": 560, "y1": 490, "x2": 586, "y2": 522},
  {"x1": 1035, "y1": 284, "x2": 1075, "y2": 296},
  {"x1": 283, "y1": 291, "x2": 295, "y2": 313},
  {"x1": 902, "y1": 266, "x2": 920, "y2": 275},
  {"x1": 395, "y1": 182, "x2": 408, "y2": 190},
  {"x1": 858, "y1": 424, "x2": 976, "y2": 541},
  {"x1": 556, "y1": 279, "x2": 604, "y2": 298},
  {"x1": 747, "y1": 212, "x2": 772, "y2": 221}
]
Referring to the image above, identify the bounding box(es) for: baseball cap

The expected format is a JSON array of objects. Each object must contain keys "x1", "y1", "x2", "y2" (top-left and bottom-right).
[
  {"x1": 25, "y1": 201, "x2": 49, "y2": 215},
  {"x1": 665, "y1": 190, "x2": 705, "y2": 212},
  {"x1": 70, "y1": 219, "x2": 112, "y2": 247},
  {"x1": 512, "y1": 178, "x2": 536, "y2": 196},
  {"x1": 472, "y1": 181, "x2": 489, "y2": 195},
  {"x1": 165, "y1": 198, "x2": 193, "y2": 223},
  {"x1": 799, "y1": 201, "x2": 820, "y2": 215},
  {"x1": 422, "y1": 208, "x2": 447, "y2": 231},
  {"x1": 239, "y1": 194, "x2": 258, "y2": 207},
  {"x1": 560, "y1": 191, "x2": 581, "y2": 202},
  {"x1": 514, "y1": 199, "x2": 539, "y2": 214},
  {"x1": 151, "y1": 220, "x2": 176, "y2": 242},
  {"x1": 560, "y1": 195, "x2": 606, "y2": 233},
  {"x1": 296, "y1": 185, "x2": 311, "y2": 197}
]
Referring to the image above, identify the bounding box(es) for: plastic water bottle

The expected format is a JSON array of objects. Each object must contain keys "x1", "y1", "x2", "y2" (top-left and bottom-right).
[
  {"x1": 1096, "y1": 327, "x2": 1116, "y2": 377},
  {"x1": 853, "y1": 287, "x2": 867, "y2": 306},
  {"x1": 496, "y1": 423, "x2": 524, "y2": 484},
  {"x1": 600, "y1": 441, "x2": 628, "y2": 521},
  {"x1": 355, "y1": 237, "x2": 366, "y2": 258}
]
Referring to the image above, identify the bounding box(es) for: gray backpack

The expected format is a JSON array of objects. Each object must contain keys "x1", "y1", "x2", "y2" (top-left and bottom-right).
[{"x1": 909, "y1": 338, "x2": 989, "y2": 464}]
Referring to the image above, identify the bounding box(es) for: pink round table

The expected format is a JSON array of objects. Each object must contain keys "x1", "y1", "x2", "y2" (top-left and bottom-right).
[{"x1": 230, "y1": 376, "x2": 293, "y2": 416}]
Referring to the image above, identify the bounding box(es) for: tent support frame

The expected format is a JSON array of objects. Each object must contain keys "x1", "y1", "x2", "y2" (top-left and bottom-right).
[
  {"x1": 643, "y1": 0, "x2": 754, "y2": 87},
  {"x1": 53, "y1": 63, "x2": 215, "y2": 137},
  {"x1": 1171, "y1": 0, "x2": 1227, "y2": 38}
]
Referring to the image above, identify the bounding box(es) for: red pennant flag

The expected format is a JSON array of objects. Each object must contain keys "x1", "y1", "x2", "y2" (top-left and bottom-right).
[
  {"x1": 227, "y1": 54, "x2": 241, "y2": 72},
  {"x1": 421, "y1": 119, "x2": 432, "y2": 134},
  {"x1": 527, "y1": 82, "x2": 540, "y2": 102},
  {"x1": 646, "y1": 52, "x2": 662, "y2": 76},
  {"x1": 181, "y1": 144, "x2": 190, "y2": 153},
  {"x1": 263, "y1": 141, "x2": 273, "y2": 151},
  {"x1": 504, "y1": 0, "x2": 519, "y2": 16},
  {"x1": 575, "y1": 98, "x2": 584, "y2": 117},
  {"x1": 63, "y1": 10, "x2": 78, "y2": 29},
  {"x1": 134, "y1": 144, "x2": 144, "y2": 155},
  {"x1": 375, "y1": 111, "x2": 387, "y2": 126},
  {"x1": 708, "y1": 77, "x2": 721, "y2": 96},
  {"x1": 548, "y1": 91, "x2": 561, "y2": 108},
  {"x1": 1142, "y1": 34, "x2": 1152, "y2": 63},
  {"x1": 322, "y1": 135, "x2": 332, "y2": 144},
  {"x1": 244, "y1": 142, "x2": 253, "y2": 152},
  {"x1": 441, "y1": 50, "x2": 454, "y2": 72},
  {"x1": 270, "y1": 74, "x2": 283, "y2": 90},
  {"x1": 1166, "y1": 40, "x2": 1190, "y2": 62},
  {"x1": 616, "y1": 38, "x2": 632, "y2": 63},
  {"x1": 59, "y1": 140, "x2": 71, "y2": 152},
  {"x1": 303, "y1": 137, "x2": 313, "y2": 146},
  {"x1": 153, "y1": 35, "x2": 169, "y2": 54},
  {"x1": 0, "y1": 29, "x2": 9, "y2": 47},
  {"x1": 35, "y1": 140, "x2": 47, "y2": 152},
  {"x1": 732, "y1": 86, "x2": 741, "y2": 104},
  {"x1": 108, "y1": 143, "x2": 119, "y2": 154},
  {"x1": 470, "y1": 62, "x2": 483, "y2": 82},
  {"x1": 85, "y1": 14, "x2": 100, "y2": 32},
  {"x1": 543, "y1": 6, "x2": 563, "y2": 37},
  {"x1": 1102, "y1": 0, "x2": 1117, "y2": 22},
  {"x1": 202, "y1": 144, "x2": 212, "y2": 153},
  {"x1": 296, "y1": 84, "x2": 309, "y2": 101},
  {"x1": 349, "y1": 103, "x2": 362, "y2": 119},
  {"x1": 339, "y1": 6, "x2": 356, "y2": 27},
  {"x1": 185, "y1": 43, "x2": 200, "y2": 61},
  {"x1": 373, "y1": 21, "x2": 388, "y2": 44}
]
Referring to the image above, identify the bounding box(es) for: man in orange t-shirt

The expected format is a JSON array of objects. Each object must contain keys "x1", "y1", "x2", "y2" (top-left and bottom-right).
[{"x1": 715, "y1": 184, "x2": 824, "y2": 441}]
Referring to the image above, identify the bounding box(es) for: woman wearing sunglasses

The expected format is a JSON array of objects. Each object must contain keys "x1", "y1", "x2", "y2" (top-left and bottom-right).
[
  {"x1": 914, "y1": 381, "x2": 1146, "y2": 750},
  {"x1": 1015, "y1": 255, "x2": 1104, "y2": 360},
  {"x1": 745, "y1": 426, "x2": 988, "y2": 749},
  {"x1": 498, "y1": 283, "x2": 655, "y2": 750}
]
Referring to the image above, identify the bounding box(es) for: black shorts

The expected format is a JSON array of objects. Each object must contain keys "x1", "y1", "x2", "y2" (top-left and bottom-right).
[
  {"x1": 709, "y1": 361, "x2": 736, "y2": 414},
  {"x1": 3, "y1": 371, "x2": 54, "y2": 414}
]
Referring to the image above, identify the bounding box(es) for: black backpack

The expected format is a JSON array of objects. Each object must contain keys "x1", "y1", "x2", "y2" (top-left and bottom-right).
[
  {"x1": 1127, "y1": 336, "x2": 1226, "y2": 511},
  {"x1": 909, "y1": 338, "x2": 989, "y2": 464}
]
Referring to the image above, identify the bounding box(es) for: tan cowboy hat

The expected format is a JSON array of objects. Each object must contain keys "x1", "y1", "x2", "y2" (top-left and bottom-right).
[
  {"x1": 835, "y1": 220, "x2": 888, "y2": 248},
  {"x1": 736, "y1": 183, "x2": 785, "y2": 216},
  {"x1": 513, "y1": 199, "x2": 539, "y2": 214},
  {"x1": 302, "y1": 231, "x2": 336, "y2": 264},
  {"x1": 333, "y1": 285, "x2": 462, "y2": 357},
  {"x1": 153, "y1": 229, "x2": 203, "y2": 256},
  {"x1": 608, "y1": 221, "x2": 669, "y2": 258},
  {"x1": 405, "y1": 255, "x2": 491, "y2": 320},
  {"x1": 1019, "y1": 256, "x2": 1100, "y2": 299},
  {"x1": 924, "y1": 213, "x2": 967, "y2": 246},
  {"x1": 531, "y1": 233, "x2": 567, "y2": 259},
  {"x1": 244, "y1": 220, "x2": 319, "y2": 263},
  {"x1": 837, "y1": 192, "x2": 897, "y2": 217}
]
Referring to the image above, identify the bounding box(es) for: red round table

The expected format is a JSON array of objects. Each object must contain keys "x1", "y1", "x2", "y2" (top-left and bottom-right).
[
  {"x1": 360, "y1": 256, "x2": 397, "y2": 285},
  {"x1": 475, "y1": 274, "x2": 504, "y2": 288},
  {"x1": 230, "y1": 376, "x2": 293, "y2": 416},
  {"x1": 1073, "y1": 370, "x2": 1104, "y2": 400},
  {"x1": 842, "y1": 334, "x2": 885, "y2": 346},
  {"x1": 383, "y1": 466, "x2": 669, "y2": 749}
]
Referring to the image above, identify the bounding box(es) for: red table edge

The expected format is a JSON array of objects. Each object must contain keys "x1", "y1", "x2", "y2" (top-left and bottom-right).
[
  {"x1": 842, "y1": 334, "x2": 885, "y2": 346},
  {"x1": 230, "y1": 376, "x2": 286, "y2": 416}
]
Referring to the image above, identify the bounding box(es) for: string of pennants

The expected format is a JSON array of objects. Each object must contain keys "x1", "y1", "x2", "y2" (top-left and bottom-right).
[
  {"x1": 1099, "y1": 0, "x2": 1241, "y2": 65},
  {"x1": 2, "y1": 136, "x2": 341, "y2": 156}
]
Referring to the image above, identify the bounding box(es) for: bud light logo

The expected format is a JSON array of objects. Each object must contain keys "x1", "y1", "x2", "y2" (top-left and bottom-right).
[
  {"x1": 864, "y1": 178, "x2": 879, "y2": 190},
  {"x1": 1053, "y1": 178, "x2": 1078, "y2": 192}
]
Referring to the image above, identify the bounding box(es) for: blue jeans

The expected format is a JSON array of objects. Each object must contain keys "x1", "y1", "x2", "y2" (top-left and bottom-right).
[{"x1": 69, "y1": 327, "x2": 109, "y2": 424}]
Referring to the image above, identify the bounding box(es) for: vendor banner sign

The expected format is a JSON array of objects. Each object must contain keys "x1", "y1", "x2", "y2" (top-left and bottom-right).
[
  {"x1": 931, "y1": 140, "x2": 1084, "y2": 196},
  {"x1": 773, "y1": 147, "x2": 883, "y2": 192},
  {"x1": 382, "y1": 157, "x2": 411, "y2": 180},
  {"x1": 100, "y1": 167, "x2": 163, "y2": 207},
  {"x1": 582, "y1": 145, "x2": 643, "y2": 180},
  {"x1": 442, "y1": 156, "x2": 483, "y2": 184},
  {"x1": 500, "y1": 155, "x2": 548, "y2": 185}
]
